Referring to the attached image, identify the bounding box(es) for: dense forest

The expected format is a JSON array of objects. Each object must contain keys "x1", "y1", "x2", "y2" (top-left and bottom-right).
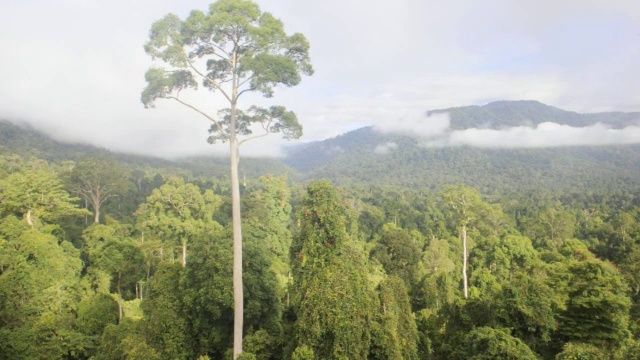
[{"x1": 1, "y1": 121, "x2": 640, "y2": 359}]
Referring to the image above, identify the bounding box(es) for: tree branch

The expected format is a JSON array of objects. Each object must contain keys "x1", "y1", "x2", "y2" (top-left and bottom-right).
[
  {"x1": 212, "y1": 43, "x2": 231, "y2": 59},
  {"x1": 167, "y1": 96, "x2": 225, "y2": 135},
  {"x1": 179, "y1": 48, "x2": 233, "y2": 104},
  {"x1": 236, "y1": 87, "x2": 254, "y2": 99},
  {"x1": 237, "y1": 75, "x2": 254, "y2": 89},
  {"x1": 238, "y1": 119, "x2": 272, "y2": 147}
]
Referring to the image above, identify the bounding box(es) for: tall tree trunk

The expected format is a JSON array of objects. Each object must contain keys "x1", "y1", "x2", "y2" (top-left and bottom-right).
[
  {"x1": 94, "y1": 206, "x2": 100, "y2": 224},
  {"x1": 230, "y1": 90, "x2": 244, "y2": 359},
  {"x1": 462, "y1": 224, "x2": 468, "y2": 299}
]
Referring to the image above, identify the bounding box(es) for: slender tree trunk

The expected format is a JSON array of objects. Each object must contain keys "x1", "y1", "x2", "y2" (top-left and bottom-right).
[
  {"x1": 462, "y1": 224, "x2": 468, "y2": 299},
  {"x1": 230, "y1": 85, "x2": 244, "y2": 359},
  {"x1": 84, "y1": 198, "x2": 89, "y2": 225},
  {"x1": 117, "y1": 273, "x2": 123, "y2": 321},
  {"x1": 92, "y1": 192, "x2": 101, "y2": 224},
  {"x1": 181, "y1": 239, "x2": 187, "y2": 268}
]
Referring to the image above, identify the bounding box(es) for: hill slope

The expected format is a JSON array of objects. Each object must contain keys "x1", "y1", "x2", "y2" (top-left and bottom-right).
[
  {"x1": 0, "y1": 119, "x2": 298, "y2": 179},
  {"x1": 3, "y1": 100, "x2": 640, "y2": 193},
  {"x1": 429, "y1": 100, "x2": 640, "y2": 129},
  {"x1": 284, "y1": 101, "x2": 640, "y2": 193}
]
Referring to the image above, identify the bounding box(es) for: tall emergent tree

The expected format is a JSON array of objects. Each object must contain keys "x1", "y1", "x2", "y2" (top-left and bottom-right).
[
  {"x1": 441, "y1": 185, "x2": 486, "y2": 299},
  {"x1": 141, "y1": 1, "x2": 312, "y2": 357}
]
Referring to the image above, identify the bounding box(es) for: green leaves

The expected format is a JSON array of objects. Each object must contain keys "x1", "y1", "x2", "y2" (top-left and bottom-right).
[
  {"x1": 207, "y1": 105, "x2": 302, "y2": 145},
  {"x1": 144, "y1": 14, "x2": 188, "y2": 67},
  {"x1": 143, "y1": 0, "x2": 313, "y2": 109},
  {"x1": 141, "y1": 68, "x2": 197, "y2": 108},
  {"x1": 0, "y1": 162, "x2": 87, "y2": 226}
]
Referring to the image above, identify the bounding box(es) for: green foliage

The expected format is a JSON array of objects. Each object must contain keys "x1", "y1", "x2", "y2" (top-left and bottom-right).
[
  {"x1": 69, "y1": 155, "x2": 131, "y2": 223},
  {"x1": 243, "y1": 175, "x2": 293, "y2": 261},
  {"x1": 141, "y1": 263, "x2": 191, "y2": 359},
  {"x1": 555, "y1": 342, "x2": 607, "y2": 360},
  {"x1": 291, "y1": 345, "x2": 315, "y2": 360},
  {"x1": 136, "y1": 176, "x2": 222, "y2": 266},
  {"x1": 453, "y1": 327, "x2": 538, "y2": 360},
  {"x1": 291, "y1": 181, "x2": 376, "y2": 360},
  {"x1": 291, "y1": 180, "x2": 349, "y2": 296},
  {"x1": 0, "y1": 220, "x2": 85, "y2": 359},
  {"x1": 293, "y1": 244, "x2": 376, "y2": 360},
  {"x1": 371, "y1": 224, "x2": 421, "y2": 289},
  {"x1": 237, "y1": 352, "x2": 258, "y2": 360},
  {"x1": 369, "y1": 277, "x2": 419, "y2": 360},
  {"x1": 76, "y1": 293, "x2": 119, "y2": 336},
  {"x1": 243, "y1": 329, "x2": 276, "y2": 360},
  {"x1": 0, "y1": 160, "x2": 87, "y2": 226},
  {"x1": 557, "y1": 243, "x2": 631, "y2": 350},
  {"x1": 142, "y1": 0, "x2": 311, "y2": 142}
]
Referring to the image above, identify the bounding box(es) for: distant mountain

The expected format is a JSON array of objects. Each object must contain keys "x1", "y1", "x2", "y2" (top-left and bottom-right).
[
  {"x1": 428, "y1": 100, "x2": 640, "y2": 129},
  {"x1": 3, "y1": 100, "x2": 640, "y2": 193},
  {"x1": 283, "y1": 101, "x2": 640, "y2": 193}
]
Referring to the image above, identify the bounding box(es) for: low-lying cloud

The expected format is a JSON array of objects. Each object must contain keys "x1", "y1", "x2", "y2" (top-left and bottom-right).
[
  {"x1": 374, "y1": 142, "x2": 398, "y2": 154},
  {"x1": 374, "y1": 112, "x2": 640, "y2": 148}
]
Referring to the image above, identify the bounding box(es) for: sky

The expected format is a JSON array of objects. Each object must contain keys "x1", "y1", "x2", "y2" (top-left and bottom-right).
[{"x1": 0, "y1": 0, "x2": 639, "y2": 158}]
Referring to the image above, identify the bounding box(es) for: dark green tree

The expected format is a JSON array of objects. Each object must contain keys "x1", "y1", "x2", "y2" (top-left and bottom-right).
[{"x1": 290, "y1": 181, "x2": 376, "y2": 360}]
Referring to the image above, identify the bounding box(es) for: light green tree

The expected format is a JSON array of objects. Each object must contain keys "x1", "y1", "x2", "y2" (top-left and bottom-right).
[
  {"x1": 441, "y1": 185, "x2": 487, "y2": 299},
  {"x1": 136, "y1": 177, "x2": 222, "y2": 267},
  {"x1": 69, "y1": 156, "x2": 130, "y2": 224},
  {"x1": 0, "y1": 162, "x2": 87, "y2": 227},
  {"x1": 0, "y1": 217, "x2": 86, "y2": 359},
  {"x1": 141, "y1": 2, "x2": 312, "y2": 356}
]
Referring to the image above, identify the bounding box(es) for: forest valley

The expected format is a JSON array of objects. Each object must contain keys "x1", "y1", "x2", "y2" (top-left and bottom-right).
[{"x1": 1, "y1": 153, "x2": 640, "y2": 360}]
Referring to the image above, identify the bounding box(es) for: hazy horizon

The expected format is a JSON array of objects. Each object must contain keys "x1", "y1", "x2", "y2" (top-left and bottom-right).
[{"x1": 1, "y1": 0, "x2": 639, "y2": 158}]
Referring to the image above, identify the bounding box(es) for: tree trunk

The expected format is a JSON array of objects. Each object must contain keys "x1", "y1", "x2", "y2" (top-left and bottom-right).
[
  {"x1": 462, "y1": 224, "x2": 468, "y2": 299},
  {"x1": 92, "y1": 192, "x2": 101, "y2": 224},
  {"x1": 181, "y1": 239, "x2": 187, "y2": 268},
  {"x1": 94, "y1": 206, "x2": 100, "y2": 224},
  {"x1": 230, "y1": 94, "x2": 244, "y2": 359},
  {"x1": 117, "y1": 273, "x2": 123, "y2": 321},
  {"x1": 26, "y1": 209, "x2": 33, "y2": 227}
]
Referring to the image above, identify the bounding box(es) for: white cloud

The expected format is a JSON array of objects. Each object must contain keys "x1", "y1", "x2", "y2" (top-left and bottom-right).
[
  {"x1": 374, "y1": 142, "x2": 398, "y2": 155},
  {"x1": 372, "y1": 111, "x2": 640, "y2": 148},
  {"x1": 374, "y1": 112, "x2": 450, "y2": 138},
  {"x1": 0, "y1": 0, "x2": 638, "y2": 158},
  {"x1": 425, "y1": 122, "x2": 640, "y2": 148}
]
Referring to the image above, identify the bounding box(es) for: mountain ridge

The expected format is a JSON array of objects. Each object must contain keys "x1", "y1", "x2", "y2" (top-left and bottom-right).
[{"x1": 3, "y1": 100, "x2": 640, "y2": 193}]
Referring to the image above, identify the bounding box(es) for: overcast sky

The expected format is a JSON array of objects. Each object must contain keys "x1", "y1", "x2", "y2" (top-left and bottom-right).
[{"x1": 1, "y1": 0, "x2": 639, "y2": 158}]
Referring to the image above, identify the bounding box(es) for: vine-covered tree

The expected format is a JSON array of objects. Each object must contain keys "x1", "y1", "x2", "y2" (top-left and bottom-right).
[
  {"x1": 290, "y1": 181, "x2": 376, "y2": 360},
  {"x1": 141, "y1": 1, "x2": 312, "y2": 356}
]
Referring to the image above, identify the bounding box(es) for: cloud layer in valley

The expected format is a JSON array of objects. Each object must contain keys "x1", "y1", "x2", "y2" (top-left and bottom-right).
[
  {"x1": 374, "y1": 142, "x2": 398, "y2": 154},
  {"x1": 373, "y1": 112, "x2": 640, "y2": 149}
]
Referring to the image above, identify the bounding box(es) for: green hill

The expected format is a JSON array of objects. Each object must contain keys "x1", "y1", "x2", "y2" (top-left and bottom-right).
[
  {"x1": 284, "y1": 101, "x2": 640, "y2": 193},
  {"x1": 0, "y1": 119, "x2": 298, "y2": 179}
]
